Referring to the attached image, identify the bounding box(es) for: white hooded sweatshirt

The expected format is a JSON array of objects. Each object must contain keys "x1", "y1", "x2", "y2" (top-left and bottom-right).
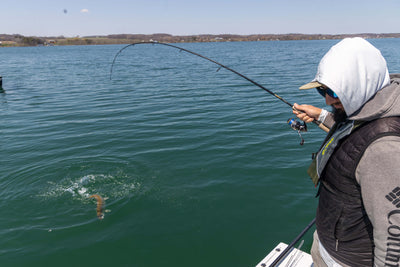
[{"x1": 312, "y1": 37, "x2": 390, "y2": 116}]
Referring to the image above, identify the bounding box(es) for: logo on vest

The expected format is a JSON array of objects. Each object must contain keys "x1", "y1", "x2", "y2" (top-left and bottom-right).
[{"x1": 322, "y1": 137, "x2": 335, "y2": 155}]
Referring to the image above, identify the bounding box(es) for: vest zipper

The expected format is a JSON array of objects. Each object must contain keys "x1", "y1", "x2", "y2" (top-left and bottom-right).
[{"x1": 336, "y1": 239, "x2": 339, "y2": 251}]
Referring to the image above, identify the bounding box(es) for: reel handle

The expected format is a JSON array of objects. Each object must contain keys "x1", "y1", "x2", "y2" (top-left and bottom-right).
[{"x1": 292, "y1": 106, "x2": 329, "y2": 133}]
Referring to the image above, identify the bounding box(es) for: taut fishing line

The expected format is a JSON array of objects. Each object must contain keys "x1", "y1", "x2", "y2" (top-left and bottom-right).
[{"x1": 110, "y1": 41, "x2": 329, "y2": 144}]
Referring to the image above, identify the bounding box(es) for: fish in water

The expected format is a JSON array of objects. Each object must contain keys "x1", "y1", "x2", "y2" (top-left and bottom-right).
[{"x1": 89, "y1": 194, "x2": 105, "y2": 220}]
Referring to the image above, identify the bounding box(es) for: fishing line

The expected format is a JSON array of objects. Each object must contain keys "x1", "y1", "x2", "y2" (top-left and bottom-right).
[
  {"x1": 110, "y1": 41, "x2": 329, "y2": 139},
  {"x1": 110, "y1": 41, "x2": 294, "y2": 106}
]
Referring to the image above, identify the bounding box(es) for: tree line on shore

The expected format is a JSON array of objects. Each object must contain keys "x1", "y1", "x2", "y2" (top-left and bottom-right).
[{"x1": 1, "y1": 33, "x2": 400, "y2": 47}]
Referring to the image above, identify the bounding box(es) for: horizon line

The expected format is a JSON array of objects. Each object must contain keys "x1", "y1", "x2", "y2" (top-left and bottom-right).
[{"x1": 2, "y1": 32, "x2": 400, "y2": 38}]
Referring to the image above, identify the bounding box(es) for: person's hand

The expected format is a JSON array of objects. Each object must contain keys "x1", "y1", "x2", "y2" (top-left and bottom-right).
[{"x1": 293, "y1": 103, "x2": 322, "y2": 123}]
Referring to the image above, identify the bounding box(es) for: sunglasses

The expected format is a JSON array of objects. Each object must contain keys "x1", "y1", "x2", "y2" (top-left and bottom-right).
[{"x1": 317, "y1": 87, "x2": 338, "y2": 98}]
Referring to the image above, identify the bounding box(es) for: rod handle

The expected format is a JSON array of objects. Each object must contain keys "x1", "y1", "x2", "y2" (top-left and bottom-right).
[{"x1": 317, "y1": 122, "x2": 330, "y2": 133}]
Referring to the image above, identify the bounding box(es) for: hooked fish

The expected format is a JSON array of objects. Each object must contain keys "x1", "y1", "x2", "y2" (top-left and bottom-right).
[{"x1": 89, "y1": 194, "x2": 105, "y2": 220}]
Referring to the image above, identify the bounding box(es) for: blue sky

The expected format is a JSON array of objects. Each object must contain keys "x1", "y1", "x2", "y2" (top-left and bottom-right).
[{"x1": 2, "y1": 0, "x2": 400, "y2": 37}]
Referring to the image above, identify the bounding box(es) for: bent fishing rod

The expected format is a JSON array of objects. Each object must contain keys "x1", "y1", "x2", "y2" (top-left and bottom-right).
[{"x1": 110, "y1": 41, "x2": 330, "y2": 138}]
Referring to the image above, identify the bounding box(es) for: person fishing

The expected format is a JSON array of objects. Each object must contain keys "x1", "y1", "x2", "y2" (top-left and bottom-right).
[{"x1": 293, "y1": 37, "x2": 400, "y2": 266}]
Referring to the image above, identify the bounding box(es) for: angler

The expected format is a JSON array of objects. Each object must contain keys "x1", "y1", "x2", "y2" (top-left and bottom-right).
[{"x1": 294, "y1": 37, "x2": 400, "y2": 266}]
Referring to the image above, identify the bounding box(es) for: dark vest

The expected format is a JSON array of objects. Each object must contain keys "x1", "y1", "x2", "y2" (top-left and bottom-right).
[{"x1": 316, "y1": 116, "x2": 400, "y2": 266}]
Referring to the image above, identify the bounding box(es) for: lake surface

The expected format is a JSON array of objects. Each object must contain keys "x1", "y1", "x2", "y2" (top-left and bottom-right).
[{"x1": 1, "y1": 38, "x2": 399, "y2": 266}]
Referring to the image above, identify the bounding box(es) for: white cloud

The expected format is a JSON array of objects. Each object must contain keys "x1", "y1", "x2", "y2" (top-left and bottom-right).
[{"x1": 80, "y1": 9, "x2": 89, "y2": 13}]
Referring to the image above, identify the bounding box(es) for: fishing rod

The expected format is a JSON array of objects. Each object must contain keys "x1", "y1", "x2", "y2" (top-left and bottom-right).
[{"x1": 110, "y1": 41, "x2": 329, "y2": 139}]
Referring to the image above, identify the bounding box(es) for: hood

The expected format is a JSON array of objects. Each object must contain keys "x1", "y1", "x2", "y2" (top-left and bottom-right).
[
  {"x1": 349, "y1": 74, "x2": 400, "y2": 121},
  {"x1": 312, "y1": 37, "x2": 390, "y2": 116}
]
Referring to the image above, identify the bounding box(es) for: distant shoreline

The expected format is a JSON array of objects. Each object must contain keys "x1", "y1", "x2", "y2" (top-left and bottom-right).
[{"x1": 1, "y1": 33, "x2": 400, "y2": 47}]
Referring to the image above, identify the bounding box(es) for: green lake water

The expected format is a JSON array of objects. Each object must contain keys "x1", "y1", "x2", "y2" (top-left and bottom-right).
[{"x1": 1, "y1": 39, "x2": 399, "y2": 266}]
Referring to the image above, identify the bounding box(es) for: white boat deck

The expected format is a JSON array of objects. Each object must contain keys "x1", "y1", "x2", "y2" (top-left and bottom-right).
[{"x1": 255, "y1": 242, "x2": 313, "y2": 267}]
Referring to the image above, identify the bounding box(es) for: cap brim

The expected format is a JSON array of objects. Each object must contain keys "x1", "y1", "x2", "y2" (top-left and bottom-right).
[{"x1": 299, "y1": 81, "x2": 323, "y2": 90}]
